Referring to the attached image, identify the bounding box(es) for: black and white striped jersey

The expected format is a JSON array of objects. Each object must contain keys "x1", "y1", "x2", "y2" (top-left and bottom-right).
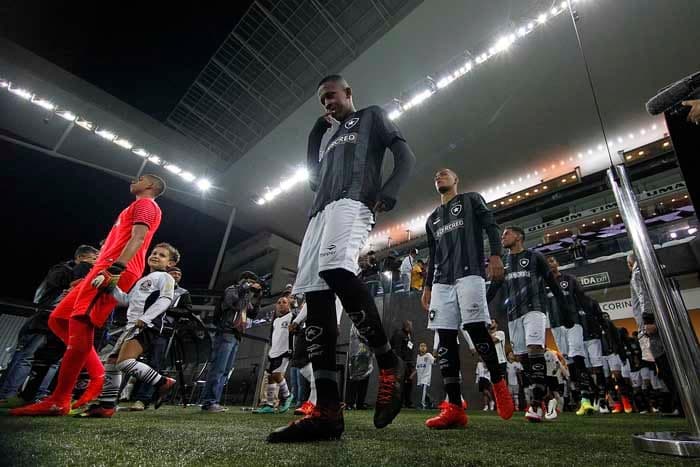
[
  {"x1": 307, "y1": 106, "x2": 412, "y2": 218},
  {"x1": 425, "y1": 192, "x2": 502, "y2": 287},
  {"x1": 488, "y1": 249, "x2": 571, "y2": 322}
]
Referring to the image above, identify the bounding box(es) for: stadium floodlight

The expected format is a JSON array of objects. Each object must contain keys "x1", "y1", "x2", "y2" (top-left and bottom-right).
[
  {"x1": 31, "y1": 97, "x2": 55, "y2": 111},
  {"x1": 689, "y1": 228, "x2": 698, "y2": 235},
  {"x1": 256, "y1": 197, "x2": 266, "y2": 206},
  {"x1": 670, "y1": 232, "x2": 678, "y2": 239},
  {"x1": 179, "y1": 171, "x2": 196, "y2": 182},
  {"x1": 537, "y1": 13, "x2": 548, "y2": 24},
  {"x1": 165, "y1": 164, "x2": 182, "y2": 175},
  {"x1": 56, "y1": 109, "x2": 76, "y2": 122},
  {"x1": 0, "y1": 79, "x2": 8, "y2": 88},
  {"x1": 148, "y1": 155, "x2": 162, "y2": 165},
  {"x1": 114, "y1": 138, "x2": 133, "y2": 150},
  {"x1": 280, "y1": 178, "x2": 295, "y2": 191},
  {"x1": 132, "y1": 148, "x2": 149, "y2": 157},
  {"x1": 295, "y1": 167, "x2": 309, "y2": 182},
  {"x1": 388, "y1": 109, "x2": 402, "y2": 120},
  {"x1": 75, "y1": 118, "x2": 94, "y2": 131},
  {"x1": 95, "y1": 128, "x2": 117, "y2": 141},
  {"x1": 8, "y1": 85, "x2": 33, "y2": 100},
  {"x1": 264, "y1": 191, "x2": 275, "y2": 202},
  {"x1": 196, "y1": 179, "x2": 212, "y2": 191}
]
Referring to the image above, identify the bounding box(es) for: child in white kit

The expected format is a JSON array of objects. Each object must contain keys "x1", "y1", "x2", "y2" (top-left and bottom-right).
[{"x1": 416, "y1": 343, "x2": 435, "y2": 409}]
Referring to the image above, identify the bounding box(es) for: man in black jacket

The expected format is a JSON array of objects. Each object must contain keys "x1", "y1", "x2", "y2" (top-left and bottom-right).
[
  {"x1": 0, "y1": 245, "x2": 98, "y2": 405},
  {"x1": 390, "y1": 320, "x2": 416, "y2": 408},
  {"x1": 200, "y1": 271, "x2": 261, "y2": 413}
]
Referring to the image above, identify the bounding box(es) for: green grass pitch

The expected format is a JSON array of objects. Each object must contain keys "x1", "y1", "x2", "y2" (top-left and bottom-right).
[{"x1": 0, "y1": 406, "x2": 696, "y2": 466}]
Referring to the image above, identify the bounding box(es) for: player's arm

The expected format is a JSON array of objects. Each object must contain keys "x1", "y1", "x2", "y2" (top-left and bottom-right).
[
  {"x1": 469, "y1": 193, "x2": 504, "y2": 281},
  {"x1": 537, "y1": 254, "x2": 573, "y2": 327},
  {"x1": 91, "y1": 224, "x2": 149, "y2": 290},
  {"x1": 138, "y1": 274, "x2": 175, "y2": 327},
  {"x1": 306, "y1": 117, "x2": 330, "y2": 192},
  {"x1": 374, "y1": 107, "x2": 415, "y2": 212},
  {"x1": 289, "y1": 302, "x2": 308, "y2": 334},
  {"x1": 421, "y1": 222, "x2": 436, "y2": 311}
]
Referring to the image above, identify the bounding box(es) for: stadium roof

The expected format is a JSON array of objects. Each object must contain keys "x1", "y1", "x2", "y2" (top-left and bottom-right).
[{"x1": 2, "y1": 0, "x2": 700, "y2": 245}]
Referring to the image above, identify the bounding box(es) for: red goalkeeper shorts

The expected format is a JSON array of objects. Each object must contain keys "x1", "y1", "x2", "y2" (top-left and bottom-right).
[{"x1": 51, "y1": 268, "x2": 139, "y2": 327}]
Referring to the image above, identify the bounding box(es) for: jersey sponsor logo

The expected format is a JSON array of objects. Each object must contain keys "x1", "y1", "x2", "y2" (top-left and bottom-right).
[
  {"x1": 324, "y1": 132, "x2": 358, "y2": 156},
  {"x1": 450, "y1": 203, "x2": 463, "y2": 217},
  {"x1": 476, "y1": 343, "x2": 490, "y2": 354},
  {"x1": 506, "y1": 270, "x2": 531, "y2": 280},
  {"x1": 320, "y1": 243, "x2": 337, "y2": 258},
  {"x1": 432, "y1": 218, "x2": 441, "y2": 225},
  {"x1": 434, "y1": 219, "x2": 464, "y2": 238},
  {"x1": 344, "y1": 117, "x2": 359, "y2": 129},
  {"x1": 519, "y1": 258, "x2": 530, "y2": 268}
]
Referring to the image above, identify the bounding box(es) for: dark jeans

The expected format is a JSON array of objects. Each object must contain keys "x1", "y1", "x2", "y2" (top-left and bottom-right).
[
  {"x1": 402, "y1": 363, "x2": 415, "y2": 407},
  {"x1": 346, "y1": 377, "x2": 369, "y2": 408},
  {"x1": 133, "y1": 333, "x2": 169, "y2": 403},
  {"x1": 0, "y1": 332, "x2": 46, "y2": 399},
  {"x1": 200, "y1": 332, "x2": 240, "y2": 407}
]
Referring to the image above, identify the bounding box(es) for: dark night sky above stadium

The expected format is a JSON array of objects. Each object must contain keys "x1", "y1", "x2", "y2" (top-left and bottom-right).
[{"x1": 1, "y1": 2, "x2": 255, "y2": 299}]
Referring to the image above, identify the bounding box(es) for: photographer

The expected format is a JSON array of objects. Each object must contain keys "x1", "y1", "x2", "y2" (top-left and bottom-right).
[{"x1": 200, "y1": 271, "x2": 262, "y2": 413}]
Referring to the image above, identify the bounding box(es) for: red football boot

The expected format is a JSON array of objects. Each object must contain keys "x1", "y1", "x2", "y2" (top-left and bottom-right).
[
  {"x1": 622, "y1": 396, "x2": 633, "y2": 414},
  {"x1": 72, "y1": 374, "x2": 105, "y2": 409},
  {"x1": 492, "y1": 379, "x2": 515, "y2": 420},
  {"x1": 294, "y1": 401, "x2": 315, "y2": 416},
  {"x1": 75, "y1": 403, "x2": 116, "y2": 418},
  {"x1": 425, "y1": 402, "x2": 468, "y2": 429},
  {"x1": 154, "y1": 377, "x2": 176, "y2": 409},
  {"x1": 10, "y1": 398, "x2": 70, "y2": 417}
]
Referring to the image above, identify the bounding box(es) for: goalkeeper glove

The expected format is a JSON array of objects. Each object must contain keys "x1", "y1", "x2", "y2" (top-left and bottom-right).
[{"x1": 91, "y1": 262, "x2": 126, "y2": 290}]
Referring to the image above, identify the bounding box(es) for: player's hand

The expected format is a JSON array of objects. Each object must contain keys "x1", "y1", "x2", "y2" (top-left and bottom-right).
[
  {"x1": 682, "y1": 99, "x2": 700, "y2": 124},
  {"x1": 289, "y1": 322, "x2": 299, "y2": 334},
  {"x1": 486, "y1": 256, "x2": 504, "y2": 281},
  {"x1": 421, "y1": 287, "x2": 431, "y2": 311},
  {"x1": 135, "y1": 319, "x2": 146, "y2": 328},
  {"x1": 91, "y1": 262, "x2": 126, "y2": 290},
  {"x1": 322, "y1": 110, "x2": 335, "y2": 125}
]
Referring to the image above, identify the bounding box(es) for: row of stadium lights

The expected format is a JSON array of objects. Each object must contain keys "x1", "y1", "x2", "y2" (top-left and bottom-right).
[
  {"x1": 0, "y1": 78, "x2": 212, "y2": 191},
  {"x1": 255, "y1": 1, "x2": 581, "y2": 207},
  {"x1": 368, "y1": 121, "x2": 667, "y2": 249}
]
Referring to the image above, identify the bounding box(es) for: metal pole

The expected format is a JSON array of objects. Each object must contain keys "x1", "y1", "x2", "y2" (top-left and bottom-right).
[
  {"x1": 208, "y1": 205, "x2": 237, "y2": 290},
  {"x1": 607, "y1": 165, "x2": 700, "y2": 457}
]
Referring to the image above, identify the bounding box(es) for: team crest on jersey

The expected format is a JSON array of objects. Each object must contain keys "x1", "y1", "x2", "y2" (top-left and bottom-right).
[
  {"x1": 561, "y1": 281, "x2": 569, "y2": 289},
  {"x1": 429, "y1": 310, "x2": 436, "y2": 321},
  {"x1": 139, "y1": 280, "x2": 153, "y2": 291},
  {"x1": 344, "y1": 117, "x2": 359, "y2": 129},
  {"x1": 450, "y1": 203, "x2": 463, "y2": 217},
  {"x1": 519, "y1": 258, "x2": 530, "y2": 268}
]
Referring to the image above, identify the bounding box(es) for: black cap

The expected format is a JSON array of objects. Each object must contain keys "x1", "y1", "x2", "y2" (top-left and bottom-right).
[{"x1": 239, "y1": 271, "x2": 259, "y2": 283}]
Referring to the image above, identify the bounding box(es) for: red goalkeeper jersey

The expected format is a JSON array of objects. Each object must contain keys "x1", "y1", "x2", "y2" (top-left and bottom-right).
[{"x1": 97, "y1": 197, "x2": 162, "y2": 275}]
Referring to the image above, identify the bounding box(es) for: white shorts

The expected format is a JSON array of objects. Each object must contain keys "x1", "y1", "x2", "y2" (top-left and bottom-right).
[
  {"x1": 603, "y1": 354, "x2": 623, "y2": 372},
  {"x1": 427, "y1": 275, "x2": 490, "y2": 330},
  {"x1": 630, "y1": 370, "x2": 642, "y2": 388},
  {"x1": 552, "y1": 326, "x2": 568, "y2": 356},
  {"x1": 566, "y1": 325, "x2": 586, "y2": 358},
  {"x1": 640, "y1": 366, "x2": 654, "y2": 382},
  {"x1": 508, "y1": 311, "x2": 547, "y2": 355},
  {"x1": 621, "y1": 359, "x2": 631, "y2": 379},
  {"x1": 584, "y1": 339, "x2": 603, "y2": 367},
  {"x1": 292, "y1": 199, "x2": 373, "y2": 294}
]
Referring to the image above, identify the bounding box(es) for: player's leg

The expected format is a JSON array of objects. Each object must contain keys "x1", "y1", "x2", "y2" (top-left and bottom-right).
[
  {"x1": 116, "y1": 333, "x2": 175, "y2": 409},
  {"x1": 425, "y1": 285, "x2": 467, "y2": 429},
  {"x1": 521, "y1": 311, "x2": 547, "y2": 422},
  {"x1": 457, "y1": 275, "x2": 514, "y2": 420},
  {"x1": 294, "y1": 362, "x2": 317, "y2": 415},
  {"x1": 567, "y1": 325, "x2": 595, "y2": 415},
  {"x1": 275, "y1": 359, "x2": 294, "y2": 413}
]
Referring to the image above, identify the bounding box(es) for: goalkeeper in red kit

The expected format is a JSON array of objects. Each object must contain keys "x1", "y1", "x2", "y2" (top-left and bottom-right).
[{"x1": 12, "y1": 174, "x2": 165, "y2": 416}]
